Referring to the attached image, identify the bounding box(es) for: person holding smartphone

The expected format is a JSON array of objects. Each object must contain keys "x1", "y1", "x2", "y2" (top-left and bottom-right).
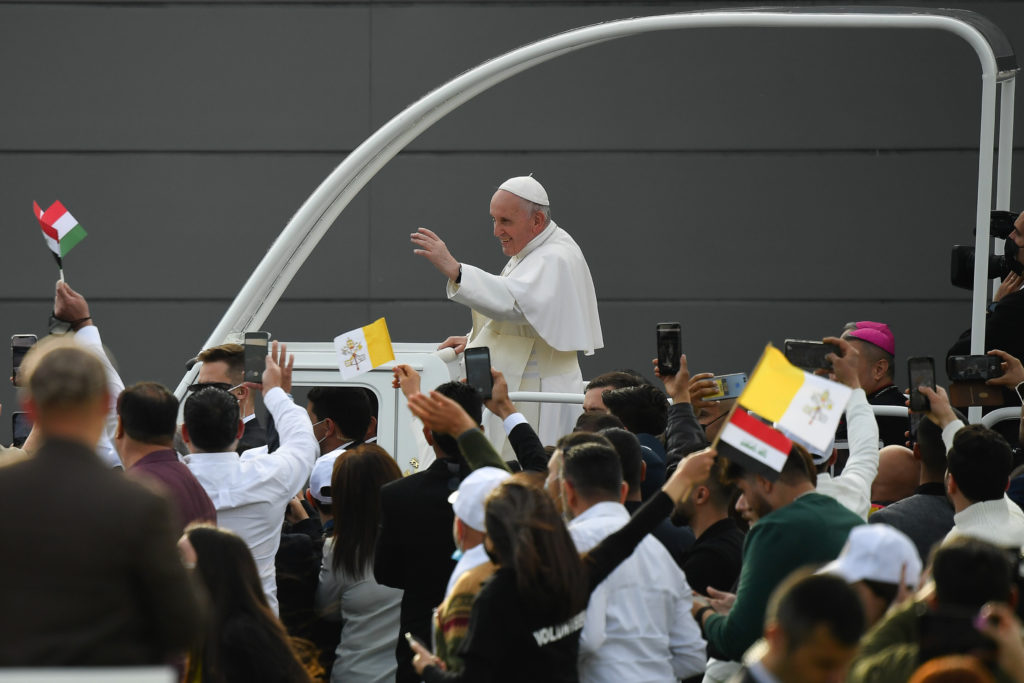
[{"x1": 410, "y1": 176, "x2": 603, "y2": 455}]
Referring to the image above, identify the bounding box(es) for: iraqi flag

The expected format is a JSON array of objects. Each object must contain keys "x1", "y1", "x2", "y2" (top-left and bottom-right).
[
  {"x1": 738, "y1": 344, "x2": 853, "y2": 453},
  {"x1": 334, "y1": 318, "x2": 395, "y2": 380},
  {"x1": 716, "y1": 406, "x2": 793, "y2": 481},
  {"x1": 34, "y1": 201, "x2": 87, "y2": 259}
]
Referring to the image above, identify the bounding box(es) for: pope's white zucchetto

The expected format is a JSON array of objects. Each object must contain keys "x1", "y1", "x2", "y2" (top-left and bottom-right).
[{"x1": 498, "y1": 175, "x2": 549, "y2": 206}]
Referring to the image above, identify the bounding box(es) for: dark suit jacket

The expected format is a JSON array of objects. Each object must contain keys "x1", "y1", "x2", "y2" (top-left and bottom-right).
[
  {"x1": 375, "y1": 457, "x2": 470, "y2": 683},
  {"x1": 507, "y1": 421, "x2": 549, "y2": 473},
  {"x1": 0, "y1": 438, "x2": 203, "y2": 666}
]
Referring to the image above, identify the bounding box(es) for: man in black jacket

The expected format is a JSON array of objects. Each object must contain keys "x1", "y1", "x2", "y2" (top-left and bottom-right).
[{"x1": 375, "y1": 376, "x2": 485, "y2": 683}]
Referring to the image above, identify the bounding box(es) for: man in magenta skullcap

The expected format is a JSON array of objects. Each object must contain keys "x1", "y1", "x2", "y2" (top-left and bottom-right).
[{"x1": 840, "y1": 321, "x2": 906, "y2": 446}]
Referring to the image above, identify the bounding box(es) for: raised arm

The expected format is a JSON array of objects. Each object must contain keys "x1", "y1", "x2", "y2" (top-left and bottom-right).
[{"x1": 484, "y1": 369, "x2": 547, "y2": 473}]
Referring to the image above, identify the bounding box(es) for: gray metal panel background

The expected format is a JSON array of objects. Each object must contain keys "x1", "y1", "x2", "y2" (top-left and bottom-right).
[{"x1": 0, "y1": 0, "x2": 1018, "y2": 442}]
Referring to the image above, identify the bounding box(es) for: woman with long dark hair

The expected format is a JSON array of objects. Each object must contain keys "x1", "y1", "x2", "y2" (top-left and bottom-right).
[
  {"x1": 181, "y1": 524, "x2": 314, "y2": 683},
  {"x1": 315, "y1": 443, "x2": 404, "y2": 682},
  {"x1": 410, "y1": 432, "x2": 715, "y2": 683}
]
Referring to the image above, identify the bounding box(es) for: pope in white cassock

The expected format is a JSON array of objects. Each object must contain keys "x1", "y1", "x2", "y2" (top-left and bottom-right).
[{"x1": 410, "y1": 175, "x2": 603, "y2": 453}]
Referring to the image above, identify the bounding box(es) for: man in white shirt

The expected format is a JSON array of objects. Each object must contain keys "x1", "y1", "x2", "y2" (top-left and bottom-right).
[
  {"x1": 917, "y1": 384, "x2": 1024, "y2": 549},
  {"x1": 560, "y1": 441, "x2": 705, "y2": 682},
  {"x1": 183, "y1": 342, "x2": 318, "y2": 614},
  {"x1": 410, "y1": 175, "x2": 603, "y2": 451}
]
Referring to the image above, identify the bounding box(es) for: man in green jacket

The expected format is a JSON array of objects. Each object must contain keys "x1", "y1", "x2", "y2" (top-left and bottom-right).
[{"x1": 692, "y1": 442, "x2": 863, "y2": 661}]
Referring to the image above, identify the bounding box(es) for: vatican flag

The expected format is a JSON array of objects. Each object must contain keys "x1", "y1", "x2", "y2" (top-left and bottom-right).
[{"x1": 334, "y1": 318, "x2": 395, "y2": 380}]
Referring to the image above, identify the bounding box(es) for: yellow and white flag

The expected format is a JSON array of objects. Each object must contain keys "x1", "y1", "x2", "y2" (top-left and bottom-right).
[
  {"x1": 334, "y1": 318, "x2": 395, "y2": 380},
  {"x1": 738, "y1": 344, "x2": 852, "y2": 453}
]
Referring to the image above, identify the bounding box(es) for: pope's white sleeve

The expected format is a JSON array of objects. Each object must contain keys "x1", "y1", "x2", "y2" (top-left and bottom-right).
[
  {"x1": 74, "y1": 326, "x2": 125, "y2": 468},
  {"x1": 263, "y1": 387, "x2": 319, "y2": 498},
  {"x1": 446, "y1": 264, "x2": 526, "y2": 322}
]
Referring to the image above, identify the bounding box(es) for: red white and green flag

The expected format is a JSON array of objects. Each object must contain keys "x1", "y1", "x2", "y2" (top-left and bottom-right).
[
  {"x1": 715, "y1": 406, "x2": 793, "y2": 481},
  {"x1": 34, "y1": 201, "x2": 87, "y2": 259}
]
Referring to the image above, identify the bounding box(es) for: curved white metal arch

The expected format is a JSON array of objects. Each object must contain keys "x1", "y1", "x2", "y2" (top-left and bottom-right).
[{"x1": 175, "y1": 9, "x2": 1014, "y2": 404}]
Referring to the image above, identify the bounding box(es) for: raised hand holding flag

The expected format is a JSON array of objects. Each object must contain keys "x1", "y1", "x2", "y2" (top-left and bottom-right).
[{"x1": 34, "y1": 201, "x2": 87, "y2": 282}]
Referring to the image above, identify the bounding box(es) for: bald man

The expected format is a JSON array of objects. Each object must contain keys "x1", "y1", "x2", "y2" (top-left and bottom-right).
[
  {"x1": 412, "y1": 176, "x2": 603, "y2": 452},
  {"x1": 871, "y1": 445, "x2": 920, "y2": 507}
]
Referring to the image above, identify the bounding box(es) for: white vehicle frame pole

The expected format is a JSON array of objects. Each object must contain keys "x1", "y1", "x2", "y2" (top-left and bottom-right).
[{"x1": 176, "y1": 9, "x2": 1016, "y2": 411}]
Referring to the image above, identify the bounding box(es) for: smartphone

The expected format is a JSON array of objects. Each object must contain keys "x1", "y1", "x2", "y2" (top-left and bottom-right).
[
  {"x1": 946, "y1": 355, "x2": 1004, "y2": 382},
  {"x1": 783, "y1": 339, "x2": 840, "y2": 371},
  {"x1": 704, "y1": 373, "x2": 748, "y2": 401},
  {"x1": 11, "y1": 334, "x2": 37, "y2": 386},
  {"x1": 12, "y1": 411, "x2": 32, "y2": 448},
  {"x1": 948, "y1": 381, "x2": 1003, "y2": 407},
  {"x1": 908, "y1": 357, "x2": 936, "y2": 412},
  {"x1": 656, "y1": 322, "x2": 682, "y2": 376},
  {"x1": 243, "y1": 331, "x2": 271, "y2": 384},
  {"x1": 464, "y1": 346, "x2": 493, "y2": 400}
]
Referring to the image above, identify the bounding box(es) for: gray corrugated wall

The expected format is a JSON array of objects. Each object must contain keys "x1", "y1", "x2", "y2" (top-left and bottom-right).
[{"x1": 1, "y1": 0, "x2": 1019, "y2": 441}]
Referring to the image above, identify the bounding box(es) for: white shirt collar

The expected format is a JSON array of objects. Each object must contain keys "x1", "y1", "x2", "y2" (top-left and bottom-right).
[{"x1": 571, "y1": 500, "x2": 629, "y2": 525}]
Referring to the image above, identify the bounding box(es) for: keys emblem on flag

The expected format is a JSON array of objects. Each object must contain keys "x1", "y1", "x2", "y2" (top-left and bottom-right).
[
  {"x1": 341, "y1": 338, "x2": 368, "y2": 371},
  {"x1": 802, "y1": 389, "x2": 836, "y2": 426}
]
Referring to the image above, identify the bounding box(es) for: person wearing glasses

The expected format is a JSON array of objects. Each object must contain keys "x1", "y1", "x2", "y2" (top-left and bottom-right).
[
  {"x1": 182, "y1": 342, "x2": 319, "y2": 616},
  {"x1": 193, "y1": 343, "x2": 277, "y2": 454}
]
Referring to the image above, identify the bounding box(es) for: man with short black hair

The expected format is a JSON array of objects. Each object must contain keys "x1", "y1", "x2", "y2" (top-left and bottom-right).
[
  {"x1": 116, "y1": 381, "x2": 215, "y2": 533},
  {"x1": 733, "y1": 571, "x2": 866, "y2": 683},
  {"x1": 561, "y1": 442, "x2": 706, "y2": 683},
  {"x1": 0, "y1": 338, "x2": 202, "y2": 665},
  {"x1": 671, "y1": 455, "x2": 744, "y2": 595},
  {"x1": 603, "y1": 384, "x2": 669, "y2": 499},
  {"x1": 869, "y1": 414, "x2": 955, "y2": 562},
  {"x1": 183, "y1": 342, "x2": 318, "y2": 615},
  {"x1": 916, "y1": 385, "x2": 1024, "y2": 549},
  {"x1": 583, "y1": 371, "x2": 642, "y2": 413},
  {"x1": 194, "y1": 342, "x2": 277, "y2": 453},
  {"x1": 601, "y1": 427, "x2": 695, "y2": 568}
]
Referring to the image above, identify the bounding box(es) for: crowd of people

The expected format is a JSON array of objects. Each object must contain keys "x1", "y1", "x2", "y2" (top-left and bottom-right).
[{"x1": 3, "y1": 177, "x2": 1024, "y2": 683}]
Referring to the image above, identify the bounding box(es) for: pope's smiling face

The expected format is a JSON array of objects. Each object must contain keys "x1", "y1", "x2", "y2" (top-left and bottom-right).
[{"x1": 490, "y1": 189, "x2": 544, "y2": 257}]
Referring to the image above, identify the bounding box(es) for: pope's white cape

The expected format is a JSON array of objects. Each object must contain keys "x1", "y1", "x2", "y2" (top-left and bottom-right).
[{"x1": 496, "y1": 222, "x2": 603, "y2": 354}]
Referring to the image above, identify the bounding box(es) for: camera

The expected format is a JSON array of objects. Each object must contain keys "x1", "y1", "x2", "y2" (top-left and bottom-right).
[{"x1": 950, "y1": 210, "x2": 1023, "y2": 290}]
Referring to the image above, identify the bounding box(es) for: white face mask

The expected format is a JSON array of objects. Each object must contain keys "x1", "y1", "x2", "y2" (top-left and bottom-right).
[{"x1": 311, "y1": 419, "x2": 328, "y2": 445}]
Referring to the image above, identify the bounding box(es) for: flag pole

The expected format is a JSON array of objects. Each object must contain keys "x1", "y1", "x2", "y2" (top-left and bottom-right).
[{"x1": 52, "y1": 253, "x2": 63, "y2": 283}]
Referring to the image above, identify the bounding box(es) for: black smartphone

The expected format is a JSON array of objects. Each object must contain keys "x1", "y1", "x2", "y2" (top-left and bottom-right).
[
  {"x1": 908, "y1": 357, "x2": 936, "y2": 412},
  {"x1": 11, "y1": 334, "x2": 37, "y2": 386},
  {"x1": 464, "y1": 347, "x2": 493, "y2": 400},
  {"x1": 783, "y1": 339, "x2": 840, "y2": 371},
  {"x1": 243, "y1": 331, "x2": 271, "y2": 384},
  {"x1": 12, "y1": 411, "x2": 32, "y2": 448},
  {"x1": 946, "y1": 355, "x2": 1004, "y2": 382},
  {"x1": 656, "y1": 322, "x2": 682, "y2": 376}
]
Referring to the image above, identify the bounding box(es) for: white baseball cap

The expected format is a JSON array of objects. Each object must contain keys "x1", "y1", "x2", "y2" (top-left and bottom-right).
[
  {"x1": 448, "y1": 466, "x2": 511, "y2": 532},
  {"x1": 498, "y1": 175, "x2": 549, "y2": 206},
  {"x1": 308, "y1": 453, "x2": 340, "y2": 505},
  {"x1": 820, "y1": 524, "x2": 922, "y2": 588}
]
